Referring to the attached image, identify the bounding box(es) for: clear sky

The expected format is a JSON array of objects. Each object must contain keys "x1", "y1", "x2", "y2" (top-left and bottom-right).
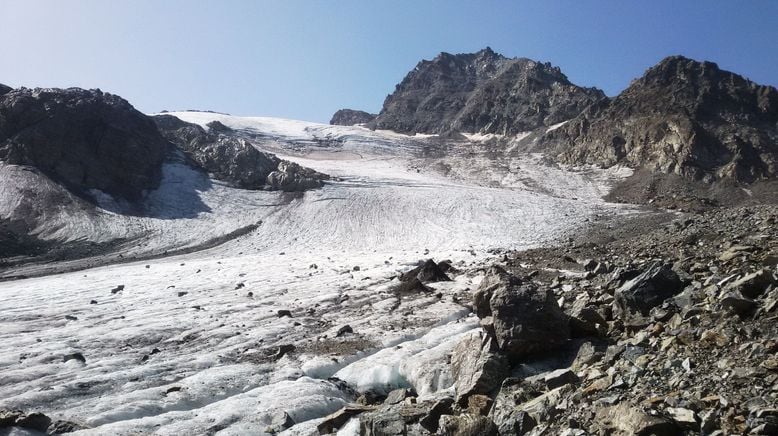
[{"x1": 1, "y1": 1, "x2": 776, "y2": 123}]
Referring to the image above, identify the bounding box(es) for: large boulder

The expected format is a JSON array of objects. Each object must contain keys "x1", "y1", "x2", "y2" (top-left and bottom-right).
[
  {"x1": 474, "y1": 266, "x2": 569, "y2": 360},
  {"x1": 400, "y1": 259, "x2": 451, "y2": 283},
  {"x1": 614, "y1": 262, "x2": 686, "y2": 321},
  {"x1": 450, "y1": 331, "x2": 509, "y2": 405},
  {"x1": 0, "y1": 87, "x2": 167, "y2": 201},
  {"x1": 594, "y1": 403, "x2": 679, "y2": 436}
]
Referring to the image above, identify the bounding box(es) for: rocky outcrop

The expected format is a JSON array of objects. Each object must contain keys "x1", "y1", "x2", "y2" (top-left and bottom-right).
[
  {"x1": 0, "y1": 84, "x2": 11, "y2": 96},
  {"x1": 0, "y1": 87, "x2": 168, "y2": 201},
  {"x1": 153, "y1": 115, "x2": 328, "y2": 191},
  {"x1": 545, "y1": 55, "x2": 778, "y2": 183},
  {"x1": 329, "y1": 109, "x2": 377, "y2": 126},
  {"x1": 370, "y1": 47, "x2": 604, "y2": 135}
]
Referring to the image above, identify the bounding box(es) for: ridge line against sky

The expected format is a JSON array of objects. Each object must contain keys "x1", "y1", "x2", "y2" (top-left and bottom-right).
[{"x1": 1, "y1": 0, "x2": 777, "y2": 123}]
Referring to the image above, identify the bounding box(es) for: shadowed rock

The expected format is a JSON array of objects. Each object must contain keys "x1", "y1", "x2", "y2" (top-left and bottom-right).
[{"x1": 0, "y1": 87, "x2": 167, "y2": 201}]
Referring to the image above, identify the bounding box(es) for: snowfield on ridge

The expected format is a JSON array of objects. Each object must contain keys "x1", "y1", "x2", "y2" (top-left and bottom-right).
[{"x1": 0, "y1": 113, "x2": 637, "y2": 434}]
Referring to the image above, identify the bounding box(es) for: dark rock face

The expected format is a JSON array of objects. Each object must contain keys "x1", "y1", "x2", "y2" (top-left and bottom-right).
[
  {"x1": 474, "y1": 266, "x2": 569, "y2": 360},
  {"x1": 613, "y1": 262, "x2": 686, "y2": 321},
  {"x1": 0, "y1": 84, "x2": 11, "y2": 96},
  {"x1": 330, "y1": 109, "x2": 377, "y2": 126},
  {"x1": 0, "y1": 87, "x2": 168, "y2": 201},
  {"x1": 153, "y1": 115, "x2": 328, "y2": 191},
  {"x1": 370, "y1": 47, "x2": 604, "y2": 135},
  {"x1": 545, "y1": 56, "x2": 778, "y2": 183}
]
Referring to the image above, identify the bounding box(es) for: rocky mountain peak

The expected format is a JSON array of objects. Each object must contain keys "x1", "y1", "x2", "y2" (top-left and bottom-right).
[
  {"x1": 545, "y1": 55, "x2": 778, "y2": 183},
  {"x1": 368, "y1": 49, "x2": 604, "y2": 135}
]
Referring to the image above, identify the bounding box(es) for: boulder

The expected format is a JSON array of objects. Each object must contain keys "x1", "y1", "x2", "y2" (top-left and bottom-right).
[
  {"x1": 419, "y1": 398, "x2": 454, "y2": 433},
  {"x1": 14, "y1": 412, "x2": 52, "y2": 432},
  {"x1": 359, "y1": 402, "x2": 430, "y2": 436},
  {"x1": 725, "y1": 269, "x2": 776, "y2": 299},
  {"x1": 317, "y1": 405, "x2": 374, "y2": 434},
  {"x1": 567, "y1": 297, "x2": 607, "y2": 337},
  {"x1": 475, "y1": 266, "x2": 569, "y2": 360},
  {"x1": 400, "y1": 259, "x2": 451, "y2": 283},
  {"x1": 450, "y1": 332, "x2": 509, "y2": 405},
  {"x1": 594, "y1": 403, "x2": 678, "y2": 436},
  {"x1": 437, "y1": 414, "x2": 498, "y2": 436},
  {"x1": 614, "y1": 262, "x2": 686, "y2": 321},
  {"x1": 490, "y1": 379, "x2": 543, "y2": 435}
]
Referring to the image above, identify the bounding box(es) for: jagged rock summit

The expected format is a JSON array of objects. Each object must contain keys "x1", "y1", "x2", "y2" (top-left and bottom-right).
[
  {"x1": 545, "y1": 55, "x2": 778, "y2": 183},
  {"x1": 329, "y1": 109, "x2": 377, "y2": 126},
  {"x1": 368, "y1": 47, "x2": 605, "y2": 135}
]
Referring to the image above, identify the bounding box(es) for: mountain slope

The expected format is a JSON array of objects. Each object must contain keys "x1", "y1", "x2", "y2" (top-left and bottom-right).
[
  {"x1": 369, "y1": 47, "x2": 605, "y2": 135},
  {"x1": 544, "y1": 55, "x2": 778, "y2": 183}
]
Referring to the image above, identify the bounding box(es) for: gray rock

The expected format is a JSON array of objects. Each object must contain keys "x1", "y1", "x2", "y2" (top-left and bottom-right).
[
  {"x1": 359, "y1": 402, "x2": 430, "y2": 436},
  {"x1": 370, "y1": 47, "x2": 604, "y2": 135},
  {"x1": 720, "y1": 291, "x2": 758, "y2": 315},
  {"x1": 543, "y1": 368, "x2": 579, "y2": 390},
  {"x1": 47, "y1": 419, "x2": 89, "y2": 434},
  {"x1": 475, "y1": 266, "x2": 569, "y2": 360},
  {"x1": 0, "y1": 409, "x2": 24, "y2": 427},
  {"x1": 317, "y1": 405, "x2": 374, "y2": 435},
  {"x1": 419, "y1": 398, "x2": 454, "y2": 433},
  {"x1": 725, "y1": 269, "x2": 777, "y2": 299},
  {"x1": 330, "y1": 109, "x2": 377, "y2": 126},
  {"x1": 14, "y1": 412, "x2": 52, "y2": 432},
  {"x1": 567, "y1": 297, "x2": 607, "y2": 337},
  {"x1": 490, "y1": 379, "x2": 543, "y2": 435},
  {"x1": 594, "y1": 403, "x2": 678, "y2": 435},
  {"x1": 384, "y1": 388, "x2": 415, "y2": 405},
  {"x1": 437, "y1": 413, "x2": 498, "y2": 436},
  {"x1": 450, "y1": 331, "x2": 508, "y2": 405},
  {"x1": 614, "y1": 262, "x2": 686, "y2": 321},
  {"x1": 400, "y1": 259, "x2": 451, "y2": 283},
  {"x1": 0, "y1": 87, "x2": 167, "y2": 201}
]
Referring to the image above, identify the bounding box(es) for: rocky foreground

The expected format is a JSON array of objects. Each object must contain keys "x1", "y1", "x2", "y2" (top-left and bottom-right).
[{"x1": 304, "y1": 204, "x2": 777, "y2": 435}]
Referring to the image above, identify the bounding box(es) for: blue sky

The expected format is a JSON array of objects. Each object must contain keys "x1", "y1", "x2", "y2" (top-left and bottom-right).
[{"x1": 1, "y1": 1, "x2": 776, "y2": 122}]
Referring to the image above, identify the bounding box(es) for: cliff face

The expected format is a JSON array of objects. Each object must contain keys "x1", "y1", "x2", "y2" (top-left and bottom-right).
[
  {"x1": 0, "y1": 87, "x2": 168, "y2": 200},
  {"x1": 544, "y1": 56, "x2": 778, "y2": 183},
  {"x1": 369, "y1": 47, "x2": 605, "y2": 135}
]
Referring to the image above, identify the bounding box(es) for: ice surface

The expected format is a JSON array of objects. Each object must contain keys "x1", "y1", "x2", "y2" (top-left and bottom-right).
[{"x1": 0, "y1": 113, "x2": 639, "y2": 433}]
